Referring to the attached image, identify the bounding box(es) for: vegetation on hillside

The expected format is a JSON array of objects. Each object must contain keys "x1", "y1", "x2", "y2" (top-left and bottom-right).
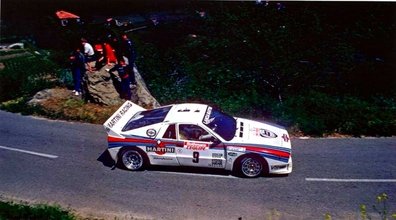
[
  {"x1": 137, "y1": 2, "x2": 396, "y2": 136},
  {"x1": 0, "y1": 48, "x2": 59, "y2": 102},
  {"x1": 1, "y1": 1, "x2": 395, "y2": 136},
  {"x1": 0, "y1": 201, "x2": 76, "y2": 220}
]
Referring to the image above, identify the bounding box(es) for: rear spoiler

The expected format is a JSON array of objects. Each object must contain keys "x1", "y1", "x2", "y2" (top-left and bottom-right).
[{"x1": 103, "y1": 101, "x2": 146, "y2": 137}]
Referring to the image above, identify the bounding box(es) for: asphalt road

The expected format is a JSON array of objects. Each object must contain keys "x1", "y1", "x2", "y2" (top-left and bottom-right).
[{"x1": 0, "y1": 110, "x2": 395, "y2": 219}]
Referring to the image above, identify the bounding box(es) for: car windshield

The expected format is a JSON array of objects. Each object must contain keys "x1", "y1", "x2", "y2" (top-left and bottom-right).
[
  {"x1": 122, "y1": 106, "x2": 172, "y2": 131},
  {"x1": 202, "y1": 106, "x2": 236, "y2": 141}
]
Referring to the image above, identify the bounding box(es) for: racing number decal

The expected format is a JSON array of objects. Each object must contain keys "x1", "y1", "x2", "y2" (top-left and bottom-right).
[{"x1": 192, "y1": 152, "x2": 199, "y2": 163}]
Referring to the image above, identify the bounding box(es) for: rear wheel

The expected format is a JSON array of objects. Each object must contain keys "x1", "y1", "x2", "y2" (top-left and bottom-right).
[
  {"x1": 119, "y1": 148, "x2": 147, "y2": 171},
  {"x1": 235, "y1": 155, "x2": 265, "y2": 178}
]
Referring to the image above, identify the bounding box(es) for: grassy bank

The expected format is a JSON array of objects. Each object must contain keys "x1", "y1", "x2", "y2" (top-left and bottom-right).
[
  {"x1": 0, "y1": 201, "x2": 75, "y2": 220},
  {"x1": 1, "y1": 194, "x2": 395, "y2": 219}
]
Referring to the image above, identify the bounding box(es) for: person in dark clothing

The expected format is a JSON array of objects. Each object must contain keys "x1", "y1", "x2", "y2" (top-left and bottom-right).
[
  {"x1": 121, "y1": 34, "x2": 137, "y2": 85},
  {"x1": 108, "y1": 59, "x2": 131, "y2": 100},
  {"x1": 94, "y1": 43, "x2": 105, "y2": 70},
  {"x1": 69, "y1": 48, "x2": 86, "y2": 96}
]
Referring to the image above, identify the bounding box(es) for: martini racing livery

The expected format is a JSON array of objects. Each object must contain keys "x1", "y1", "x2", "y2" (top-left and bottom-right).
[{"x1": 104, "y1": 101, "x2": 292, "y2": 178}]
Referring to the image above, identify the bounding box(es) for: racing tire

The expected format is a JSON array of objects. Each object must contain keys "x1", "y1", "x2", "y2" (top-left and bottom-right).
[
  {"x1": 234, "y1": 155, "x2": 267, "y2": 178},
  {"x1": 118, "y1": 148, "x2": 148, "y2": 171}
]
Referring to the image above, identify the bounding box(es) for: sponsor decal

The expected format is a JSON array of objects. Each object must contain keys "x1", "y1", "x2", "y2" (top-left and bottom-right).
[
  {"x1": 203, "y1": 107, "x2": 212, "y2": 124},
  {"x1": 106, "y1": 102, "x2": 133, "y2": 129},
  {"x1": 146, "y1": 146, "x2": 175, "y2": 155},
  {"x1": 282, "y1": 134, "x2": 290, "y2": 142},
  {"x1": 146, "y1": 129, "x2": 157, "y2": 137},
  {"x1": 227, "y1": 146, "x2": 246, "y2": 152},
  {"x1": 260, "y1": 129, "x2": 278, "y2": 138},
  {"x1": 153, "y1": 156, "x2": 173, "y2": 161},
  {"x1": 252, "y1": 128, "x2": 278, "y2": 138},
  {"x1": 227, "y1": 152, "x2": 237, "y2": 157},
  {"x1": 209, "y1": 159, "x2": 223, "y2": 168},
  {"x1": 212, "y1": 153, "x2": 223, "y2": 158},
  {"x1": 107, "y1": 114, "x2": 122, "y2": 129},
  {"x1": 184, "y1": 142, "x2": 208, "y2": 151}
]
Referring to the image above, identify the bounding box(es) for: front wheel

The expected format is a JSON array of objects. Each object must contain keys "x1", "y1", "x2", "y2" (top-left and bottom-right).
[
  {"x1": 236, "y1": 155, "x2": 264, "y2": 178},
  {"x1": 119, "y1": 148, "x2": 146, "y2": 171}
]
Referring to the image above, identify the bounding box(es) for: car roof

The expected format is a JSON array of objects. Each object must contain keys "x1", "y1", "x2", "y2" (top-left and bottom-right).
[{"x1": 163, "y1": 103, "x2": 209, "y2": 124}]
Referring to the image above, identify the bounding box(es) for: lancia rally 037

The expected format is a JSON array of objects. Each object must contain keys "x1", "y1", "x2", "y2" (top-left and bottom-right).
[{"x1": 104, "y1": 101, "x2": 292, "y2": 178}]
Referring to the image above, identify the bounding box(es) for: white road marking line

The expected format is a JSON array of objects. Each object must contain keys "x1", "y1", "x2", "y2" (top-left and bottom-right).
[
  {"x1": 306, "y1": 178, "x2": 396, "y2": 183},
  {"x1": 154, "y1": 171, "x2": 237, "y2": 179},
  {"x1": 0, "y1": 145, "x2": 58, "y2": 159}
]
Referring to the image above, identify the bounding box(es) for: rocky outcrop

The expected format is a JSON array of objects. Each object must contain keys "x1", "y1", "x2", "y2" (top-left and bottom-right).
[
  {"x1": 83, "y1": 64, "x2": 160, "y2": 108},
  {"x1": 82, "y1": 64, "x2": 124, "y2": 106},
  {"x1": 28, "y1": 87, "x2": 77, "y2": 106},
  {"x1": 132, "y1": 66, "x2": 161, "y2": 109},
  {"x1": 28, "y1": 64, "x2": 160, "y2": 109}
]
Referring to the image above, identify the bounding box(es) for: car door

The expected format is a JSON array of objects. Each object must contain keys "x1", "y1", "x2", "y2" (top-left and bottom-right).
[
  {"x1": 146, "y1": 124, "x2": 180, "y2": 166},
  {"x1": 176, "y1": 124, "x2": 226, "y2": 168}
]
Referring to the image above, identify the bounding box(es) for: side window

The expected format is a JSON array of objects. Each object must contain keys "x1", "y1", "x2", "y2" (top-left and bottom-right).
[
  {"x1": 178, "y1": 124, "x2": 215, "y2": 142},
  {"x1": 162, "y1": 124, "x2": 176, "y2": 139}
]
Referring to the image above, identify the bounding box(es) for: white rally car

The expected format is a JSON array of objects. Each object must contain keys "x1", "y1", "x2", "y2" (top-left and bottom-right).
[{"x1": 104, "y1": 101, "x2": 292, "y2": 178}]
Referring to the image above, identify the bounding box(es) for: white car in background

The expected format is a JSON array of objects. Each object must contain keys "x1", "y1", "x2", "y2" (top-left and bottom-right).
[{"x1": 104, "y1": 101, "x2": 292, "y2": 178}]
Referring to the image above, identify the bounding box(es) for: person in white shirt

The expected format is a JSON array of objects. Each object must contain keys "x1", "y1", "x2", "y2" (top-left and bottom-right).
[{"x1": 81, "y1": 38, "x2": 95, "y2": 71}]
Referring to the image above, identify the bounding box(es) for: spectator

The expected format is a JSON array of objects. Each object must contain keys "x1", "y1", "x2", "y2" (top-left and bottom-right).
[
  {"x1": 108, "y1": 59, "x2": 131, "y2": 100},
  {"x1": 94, "y1": 43, "x2": 105, "y2": 70},
  {"x1": 103, "y1": 42, "x2": 117, "y2": 65},
  {"x1": 69, "y1": 47, "x2": 85, "y2": 96},
  {"x1": 81, "y1": 38, "x2": 95, "y2": 71},
  {"x1": 121, "y1": 33, "x2": 137, "y2": 85},
  {"x1": 108, "y1": 34, "x2": 122, "y2": 61}
]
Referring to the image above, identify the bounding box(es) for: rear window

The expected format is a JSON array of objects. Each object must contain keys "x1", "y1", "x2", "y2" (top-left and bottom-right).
[{"x1": 122, "y1": 106, "x2": 172, "y2": 131}]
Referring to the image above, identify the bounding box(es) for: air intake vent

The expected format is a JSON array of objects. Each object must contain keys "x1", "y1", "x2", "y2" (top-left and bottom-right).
[{"x1": 239, "y1": 122, "x2": 244, "y2": 137}]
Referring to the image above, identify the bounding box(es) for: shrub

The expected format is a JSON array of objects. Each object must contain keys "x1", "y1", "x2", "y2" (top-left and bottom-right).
[
  {"x1": 0, "y1": 50, "x2": 60, "y2": 102},
  {"x1": 0, "y1": 201, "x2": 75, "y2": 220}
]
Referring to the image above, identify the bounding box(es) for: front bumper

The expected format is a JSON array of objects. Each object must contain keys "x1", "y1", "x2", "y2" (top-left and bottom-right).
[{"x1": 270, "y1": 157, "x2": 293, "y2": 174}]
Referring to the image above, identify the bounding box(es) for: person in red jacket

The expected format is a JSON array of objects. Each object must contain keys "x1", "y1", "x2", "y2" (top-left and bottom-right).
[{"x1": 104, "y1": 42, "x2": 117, "y2": 64}]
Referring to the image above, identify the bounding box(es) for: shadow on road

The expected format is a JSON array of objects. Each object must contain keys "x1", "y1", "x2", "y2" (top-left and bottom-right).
[
  {"x1": 97, "y1": 150, "x2": 115, "y2": 168},
  {"x1": 147, "y1": 165, "x2": 233, "y2": 177}
]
